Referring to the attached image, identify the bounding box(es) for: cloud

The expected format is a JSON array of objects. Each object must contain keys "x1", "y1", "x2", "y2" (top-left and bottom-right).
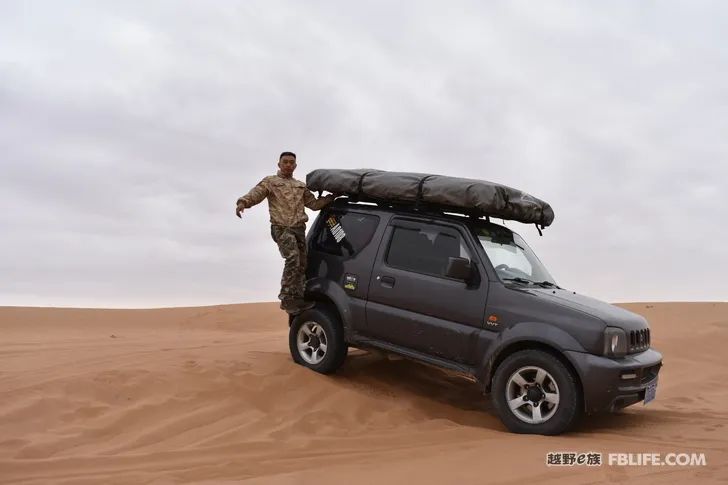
[{"x1": 1, "y1": 0, "x2": 726, "y2": 306}]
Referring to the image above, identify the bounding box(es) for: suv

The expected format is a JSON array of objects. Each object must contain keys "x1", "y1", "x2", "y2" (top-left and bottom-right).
[{"x1": 288, "y1": 199, "x2": 662, "y2": 435}]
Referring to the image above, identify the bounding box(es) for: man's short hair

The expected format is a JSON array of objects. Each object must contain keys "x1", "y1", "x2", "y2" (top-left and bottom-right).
[{"x1": 279, "y1": 151, "x2": 296, "y2": 160}]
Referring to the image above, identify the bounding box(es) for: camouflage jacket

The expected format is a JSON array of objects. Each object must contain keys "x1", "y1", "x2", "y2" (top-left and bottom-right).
[{"x1": 237, "y1": 171, "x2": 335, "y2": 227}]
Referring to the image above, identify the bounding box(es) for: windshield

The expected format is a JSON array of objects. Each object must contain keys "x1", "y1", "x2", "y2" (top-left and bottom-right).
[{"x1": 473, "y1": 224, "x2": 557, "y2": 285}]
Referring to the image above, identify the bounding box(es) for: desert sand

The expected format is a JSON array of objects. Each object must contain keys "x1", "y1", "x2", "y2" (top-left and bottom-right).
[{"x1": 0, "y1": 302, "x2": 726, "y2": 484}]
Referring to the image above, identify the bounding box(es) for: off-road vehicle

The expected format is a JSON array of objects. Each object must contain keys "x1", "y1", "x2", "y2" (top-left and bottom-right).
[{"x1": 288, "y1": 170, "x2": 662, "y2": 435}]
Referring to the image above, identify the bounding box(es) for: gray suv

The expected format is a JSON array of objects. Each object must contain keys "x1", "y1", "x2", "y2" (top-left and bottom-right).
[{"x1": 288, "y1": 198, "x2": 662, "y2": 435}]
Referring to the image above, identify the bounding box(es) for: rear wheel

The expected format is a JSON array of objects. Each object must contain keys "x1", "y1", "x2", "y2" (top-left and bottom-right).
[
  {"x1": 289, "y1": 307, "x2": 347, "y2": 374},
  {"x1": 491, "y1": 349, "x2": 581, "y2": 435}
]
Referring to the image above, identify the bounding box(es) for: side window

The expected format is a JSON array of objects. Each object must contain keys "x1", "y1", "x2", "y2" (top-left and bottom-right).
[
  {"x1": 314, "y1": 211, "x2": 380, "y2": 257},
  {"x1": 386, "y1": 224, "x2": 471, "y2": 277}
]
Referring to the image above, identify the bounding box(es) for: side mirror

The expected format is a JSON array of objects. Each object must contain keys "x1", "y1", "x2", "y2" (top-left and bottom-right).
[{"x1": 445, "y1": 257, "x2": 472, "y2": 281}]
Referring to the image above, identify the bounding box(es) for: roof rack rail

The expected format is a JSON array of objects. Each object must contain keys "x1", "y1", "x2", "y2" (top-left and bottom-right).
[{"x1": 336, "y1": 196, "x2": 494, "y2": 221}]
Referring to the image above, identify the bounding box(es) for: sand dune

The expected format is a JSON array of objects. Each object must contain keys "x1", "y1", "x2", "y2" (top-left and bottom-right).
[{"x1": 1, "y1": 302, "x2": 727, "y2": 484}]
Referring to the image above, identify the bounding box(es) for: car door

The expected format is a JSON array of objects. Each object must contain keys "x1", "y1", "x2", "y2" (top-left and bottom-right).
[{"x1": 364, "y1": 218, "x2": 488, "y2": 365}]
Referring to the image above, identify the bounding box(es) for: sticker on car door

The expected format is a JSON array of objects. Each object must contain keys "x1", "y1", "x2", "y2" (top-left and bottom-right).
[{"x1": 344, "y1": 273, "x2": 358, "y2": 291}]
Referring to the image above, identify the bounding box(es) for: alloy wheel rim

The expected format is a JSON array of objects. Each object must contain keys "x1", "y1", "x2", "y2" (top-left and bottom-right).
[
  {"x1": 296, "y1": 321, "x2": 328, "y2": 365},
  {"x1": 505, "y1": 365, "x2": 560, "y2": 424}
]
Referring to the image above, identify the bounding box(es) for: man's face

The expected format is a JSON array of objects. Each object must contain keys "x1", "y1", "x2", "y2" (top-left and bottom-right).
[{"x1": 278, "y1": 155, "x2": 296, "y2": 176}]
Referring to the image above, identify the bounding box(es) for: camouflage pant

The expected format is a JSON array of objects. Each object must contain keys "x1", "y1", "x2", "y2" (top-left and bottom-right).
[{"x1": 270, "y1": 225, "x2": 307, "y2": 302}]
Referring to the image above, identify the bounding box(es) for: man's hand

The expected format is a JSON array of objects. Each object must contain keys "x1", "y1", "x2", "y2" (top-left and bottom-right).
[{"x1": 236, "y1": 201, "x2": 245, "y2": 218}]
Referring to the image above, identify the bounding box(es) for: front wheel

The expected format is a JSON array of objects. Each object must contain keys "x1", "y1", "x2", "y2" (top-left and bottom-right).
[
  {"x1": 289, "y1": 307, "x2": 347, "y2": 374},
  {"x1": 491, "y1": 350, "x2": 581, "y2": 435}
]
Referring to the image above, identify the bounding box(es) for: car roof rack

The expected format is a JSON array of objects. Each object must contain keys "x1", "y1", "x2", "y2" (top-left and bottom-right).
[{"x1": 334, "y1": 196, "x2": 493, "y2": 223}]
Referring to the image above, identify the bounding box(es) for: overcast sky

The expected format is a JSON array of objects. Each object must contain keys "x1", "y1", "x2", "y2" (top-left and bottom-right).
[{"x1": 1, "y1": 1, "x2": 726, "y2": 307}]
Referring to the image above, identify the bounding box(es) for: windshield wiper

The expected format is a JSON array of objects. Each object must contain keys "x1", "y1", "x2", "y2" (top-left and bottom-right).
[
  {"x1": 503, "y1": 277, "x2": 535, "y2": 285},
  {"x1": 534, "y1": 280, "x2": 561, "y2": 289}
]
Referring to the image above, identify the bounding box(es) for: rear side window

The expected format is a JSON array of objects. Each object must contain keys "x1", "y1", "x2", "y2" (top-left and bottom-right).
[
  {"x1": 314, "y1": 211, "x2": 380, "y2": 257},
  {"x1": 386, "y1": 225, "x2": 471, "y2": 277}
]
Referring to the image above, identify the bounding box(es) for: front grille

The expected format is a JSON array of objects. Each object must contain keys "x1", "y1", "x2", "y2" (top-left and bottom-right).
[{"x1": 629, "y1": 328, "x2": 651, "y2": 353}]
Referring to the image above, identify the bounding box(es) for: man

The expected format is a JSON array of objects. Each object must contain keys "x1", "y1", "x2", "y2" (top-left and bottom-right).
[{"x1": 236, "y1": 152, "x2": 336, "y2": 314}]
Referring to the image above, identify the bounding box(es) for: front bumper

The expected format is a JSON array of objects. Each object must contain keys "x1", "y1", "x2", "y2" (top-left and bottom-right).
[{"x1": 565, "y1": 348, "x2": 663, "y2": 414}]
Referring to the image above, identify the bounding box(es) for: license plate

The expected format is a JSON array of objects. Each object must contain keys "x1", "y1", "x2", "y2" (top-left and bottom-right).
[{"x1": 644, "y1": 377, "x2": 658, "y2": 405}]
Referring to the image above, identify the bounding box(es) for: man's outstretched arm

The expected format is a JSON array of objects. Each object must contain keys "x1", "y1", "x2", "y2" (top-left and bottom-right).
[
  {"x1": 236, "y1": 179, "x2": 269, "y2": 218},
  {"x1": 303, "y1": 189, "x2": 336, "y2": 211}
]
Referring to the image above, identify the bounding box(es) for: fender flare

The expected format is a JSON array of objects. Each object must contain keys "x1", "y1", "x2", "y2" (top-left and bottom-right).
[
  {"x1": 299, "y1": 277, "x2": 354, "y2": 334},
  {"x1": 478, "y1": 322, "x2": 587, "y2": 390}
]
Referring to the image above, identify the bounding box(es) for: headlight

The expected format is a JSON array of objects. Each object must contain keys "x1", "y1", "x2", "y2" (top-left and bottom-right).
[{"x1": 603, "y1": 327, "x2": 628, "y2": 357}]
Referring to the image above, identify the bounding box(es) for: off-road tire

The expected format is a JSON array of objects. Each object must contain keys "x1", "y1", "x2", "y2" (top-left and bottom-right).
[
  {"x1": 491, "y1": 349, "x2": 582, "y2": 435},
  {"x1": 289, "y1": 307, "x2": 347, "y2": 374}
]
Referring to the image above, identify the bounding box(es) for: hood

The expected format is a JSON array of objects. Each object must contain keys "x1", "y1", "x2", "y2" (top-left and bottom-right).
[{"x1": 526, "y1": 288, "x2": 648, "y2": 331}]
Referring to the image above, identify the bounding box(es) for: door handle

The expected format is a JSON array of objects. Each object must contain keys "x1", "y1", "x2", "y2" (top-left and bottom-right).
[{"x1": 378, "y1": 275, "x2": 395, "y2": 288}]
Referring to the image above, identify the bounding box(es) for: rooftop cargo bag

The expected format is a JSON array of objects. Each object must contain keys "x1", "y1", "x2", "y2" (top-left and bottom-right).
[{"x1": 306, "y1": 169, "x2": 554, "y2": 227}]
